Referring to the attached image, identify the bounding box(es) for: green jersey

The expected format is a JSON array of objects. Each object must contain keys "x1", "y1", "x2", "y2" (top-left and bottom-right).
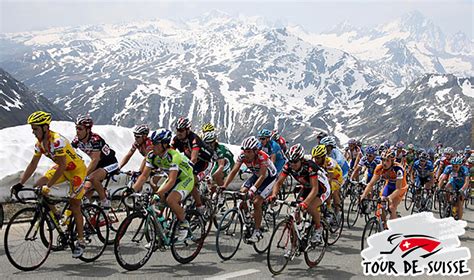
[
  {"x1": 212, "y1": 143, "x2": 235, "y2": 174},
  {"x1": 146, "y1": 149, "x2": 194, "y2": 180}
]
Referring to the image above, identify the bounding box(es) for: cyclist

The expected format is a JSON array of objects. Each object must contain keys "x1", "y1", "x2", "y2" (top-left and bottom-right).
[
  {"x1": 11, "y1": 111, "x2": 87, "y2": 257},
  {"x1": 171, "y1": 117, "x2": 215, "y2": 213},
  {"x1": 394, "y1": 141, "x2": 407, "y2": 167},
  {"x1": 435, "y1": 147, "x2": 454, "y2": 182},
  {"x1": 131, "y1": 129, "x2": 194, "y2": 241},
  {"x1": 119, "y1": 124, "x2": 152, "y2": 172},
  {"x1": 345, "y1": 138, "x2": 362, "y2": 171},
  {"x1": 72, "y1": 115, "x2": 119, "y2": 209},
  {"x1": 350, "y1": 145, "x2": 381, "y2": 183},
  {"x1": 271, "y1": 129, "x2": 288, "y2": 154},
  {"x1": 405, "y1": 144, "x2": 417, "y2": 172},
  {"x1": 316, "y1": 131, "x2": 328, "y2": 145},
  {"x1": 361, "y1": 149, "x2": 407, "y2": 221},
  {"x1": 411, "y1": 152, "x2": 434, "y2": 191},
  {"x1": 258, "y1": 128, "x2": 286, "y2": 174},
  {"x1": 312, "y1": 145, "x2": 343, "y2": 222},
  {"x1": 221, "y1": 136, "x2": 277, "y2": 243},
  {"x1": 438, "y1": 157, "x2": 470, "y2": 219},
  {"x1": 201, "y1": 123, "x2": 215, "y2": 135},
  {"x1": 202, "y1": 131, "x2": 235, "y2": 187},
  {"x1": 269, "y1": 144, "x2": 330, "y2": 243},
  {"x1": 320, "y1": 136, "x2": 350, "y2": 179}
]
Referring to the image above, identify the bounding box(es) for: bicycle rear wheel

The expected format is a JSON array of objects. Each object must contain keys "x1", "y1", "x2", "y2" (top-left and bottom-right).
[
  {"x1": 326, "y1": 202, "x2": 344, "y2": 246},
  {"x1": 346, "y1": 199, "x2": 360, "y2": 229},
  {"x1": 267, "y1": 219, "x2": 294, "y2": 275},
  {"x1": 108, "y1": 187, "x2": 131, "y2": 244},
  {"x1": 404, "y1": 185, "x2": 414, "y2": 210},
  {"x1": 4, "y1": 207, "x2": 51, "y2": 271},
  {"x1": 171, "y1": 209, "x2": 206, "y2": 264},
  {"x1": 0, "y1": 203, "x2": 3, "y2": 229},
  {"x1": 216, "y1": 208, "x2": 243, "y2": 261},
  {"x1": 114, "y1": 211, "x2": 156, "y2": 271}
]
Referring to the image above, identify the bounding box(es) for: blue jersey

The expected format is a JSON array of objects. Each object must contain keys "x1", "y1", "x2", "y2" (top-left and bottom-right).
[
  {"x1": 443, "y1": 165, "x2": 469, "y2": 190},
  {"x1": 358, "y1": 156, "x2": 381, "y2": 177},
  {"x1": 261, "y1": 139, "x2": 286, "y2": 173},
  {"x1": 330, "y1": 148, "x2": 349, "y2": 178},
  {"x1": 413, "y1": 160, "x2": 434, "y2": 178}
]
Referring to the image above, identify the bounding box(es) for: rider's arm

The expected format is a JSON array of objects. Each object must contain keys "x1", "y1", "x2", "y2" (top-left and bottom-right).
[
  {"x1": 361, "y1": 174, "x2": 380, "y2": 199},
  {"x1": 271, "y1": 173, "x2": 286, "y2": 197},
  {"x1": 119, "y1": 148, "x2": 135, "y2": 169},
  {"x1": 215, "y1": 158, "x2": 226, "y2": 174},
  {"x1": 86, "y1": 151, "x2": 101, "y2": 175},
  {"x1": 388, "y1": 177, "x2": 404, "y2": 202},
  {"x1": 303, "y1": 175, "x2": 319, "y2": 206},
  {"x1": 351, "y1": 165, "x2": 361, "y2": 181},
  {"x1": 46, "y1": 155, "x2": 67, "y2": 188},
  {"x1": 20, "y1": 154, "x2": 41, "y2": 185},
  {"x1": 223, "y1": 161, "x2": 242, "y2": 189},
  {"x1": 138, "y1": 158, "x2": 146, "y2": 173},
  {"x1": 270, "y1": 153, "x2": 276, "y2": 163},
  {"x1": 157, "y1": 169, "x2": 178, "y2": 196},
  {"x1": 190, "y1": 148, "x2": 199, "y2": 164},
  {"x1": 132, "y1": 166, "x2": 151, "y2": 192}
]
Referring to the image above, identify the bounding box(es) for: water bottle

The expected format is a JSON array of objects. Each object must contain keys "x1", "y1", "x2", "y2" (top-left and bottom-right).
[{"x1": 61, "y1": 209, "x2": 72, "y2": 226}]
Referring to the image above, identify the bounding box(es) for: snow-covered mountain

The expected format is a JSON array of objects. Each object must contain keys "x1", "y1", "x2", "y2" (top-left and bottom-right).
[
  {"x1": 0, "y1": 68, "x2": 71, "y2": 128},
  {"x1": 0, "y1": 11, "x2": 472, "y2": 147}
]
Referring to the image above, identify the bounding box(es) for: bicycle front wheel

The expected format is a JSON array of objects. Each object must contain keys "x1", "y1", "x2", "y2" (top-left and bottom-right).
[
  {"x1": 216, "y1": 208, "x2": 243, "y2": 261},
  {"x1": 4, "y1": 207, "x2": 51, "y2": 271},
  {"x1": 267, "y1": 219, "x2": 294, "y2": 275},
  {"x1": 114, "y1": 211, "x2": 156, "y2": 271},
  {"x1": 171, "y1": 209, "x2": 206, "y2": 264},
  {"x1": 361, "y1": 217, "x2": 382, "y2": 251},
  {"x1": 253, "y1": 208, "x2": 276, "y2": 254},
  {"x1": 304, "y1": 220, "x2": 328, "y2": 268},
  {"x1": 70, "y1": 204, "x2": 109, "y2": 262}
]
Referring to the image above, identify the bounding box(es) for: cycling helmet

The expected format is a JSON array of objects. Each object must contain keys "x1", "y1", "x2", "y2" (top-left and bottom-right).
[
  {"x1": 464, "y1": 146, "x2": 471, "y2": 152},
  {"x1": 444, "y1": 147, "x2": 454, "y2": 155},
  {"x1": 418, "y1": 148, "x2": 426, "y2": 154},
  {"x1": 356, "y1": 140, "x2": 362, "y2": 147},
  {"x1": 241, "y1": 136, "x2": 260, "y2": 150},
  {"x1": 365, "y1": 146, "x2": 377, "y2": 155},
  {"x1": 316, "y1": 131, "x2": 328, "y2": 139},
  {"x1": 133, "y1": 124, "x2": 150, "y2": 136},
  {"x1": 176, "y1": 117, "x2": 191, "y2": 130},
  {"x1": 348, "y1": 138, "x2": 357, "y2": 145},
  {"x1": 381, "y1": 149, "x2": 396, "y2": 159},
  {"x1": 320, "y1": 136, "x2": 337, "y2": 147},
  {"x1": 450, "y1": 157, "x2": 463, "y2": 165},
  {"x1": 150, "y1": 129, "x2": 172, "y2": 145},
  {"x1": 396, "y1": 141, "x2": 404, "y2": 148},
  {"x1": 420, "y1": 152, "x2": 429, "y2": 160},
  {"x1": 202, "y1": 123, "x2": 215, "y2": 133},
  {"x1": 288, "y1": 144, "x2": 305, "y2": 161},
  {"x1": 76, "y1": 114, "x2": 93, "y2": 128},
  {"x1": 427, "y1": 148, "x2": 435, "y2": 156},
  {"x1": 382, "y1": 140, "x2": 391, "y2": 149},
  {"x1": 407, "y1": 144, "x2": 414, "y2": 150},
  {"x1": 258, "y1": 129, "x2": 272, "y2": 138},
  {"x1": 311, "y1": 145, "x2": 327, "y2": 158},
  {"x1": 202, "y1": 131, "x2": 217, "y2": 143},
  {"x1": 271, "y1": 129, "x2": 280, "y2": 141},
  {"x1": 27, "y1": 111, "x2": 52, "y2": 125}
]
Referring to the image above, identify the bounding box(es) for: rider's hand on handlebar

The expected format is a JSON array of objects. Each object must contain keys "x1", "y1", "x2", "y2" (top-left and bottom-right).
[
  {"x1": 298, "y1": 201, "x2": 308, "y2": 210},
  {"x1": 10, "y1": 183, "x2": 24, "y2": 196},
  {"x1": 266, "y1": 194, "x2": 276, "y2": 203}
]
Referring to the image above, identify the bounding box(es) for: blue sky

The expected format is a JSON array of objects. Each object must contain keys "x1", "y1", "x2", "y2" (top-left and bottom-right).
[{"x1": 1, "y1": 0, "x2": 472, "y2": 38}]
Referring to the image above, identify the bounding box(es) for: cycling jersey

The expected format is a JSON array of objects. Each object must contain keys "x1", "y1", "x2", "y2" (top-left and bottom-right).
[
  {"x1": 319, "y1": 157, "x2": 343, "y2": 191},
  {"x1": 394, "y1": 149, "x2": 406, "y2": 164},
  {"x1": 413, "y1": 160, "x2": 434, "y2": 178},
  {"x1": 72, "y1": 132, "x2": 118, "y2": 171},
  {"x1": 346, "y1": 146, "x2": 362, "y2": 169},
  {"x1": 130, "y1": 138, "x2": 153, "y2": 157},
  {"x1": 358, "y1": 156, "x2": 382, "y2": 182},
  {"x1": 443, "y1": 165, "x2": 469, "y2": 191},
  {"x1": 171, "y1": 131, "x2": 215, "y2": 163},
  {"x1": 275, "y1": 136, "x2": 288, "y2": 153},
  {"x1": 281, "y1": 159, "x2": 320, "y2": 188},
  {"x1": 237, "y1": 150, "x2": 277, "y2": 177},
  {"x1": 261, "y1": 139, "x2": 286, "y2": 173},
  {"x1": 374, "y1": 163, "x2": 407, "y2": 197},
  {"x1": 405, "y1": 151, "x2": 416, "y2": 166},
  {"x1": 210, "y1": 143, "x2": 235, "y2": 176},
  {"x1": 35, "y1": 131, "x2": 87, "y2": 199},
  {"x1": 329, "y1": 148, "x2": 349, "y2": 178},
  {"x1": 146, "y1": 149, "x2": 194, "y2": 199}
]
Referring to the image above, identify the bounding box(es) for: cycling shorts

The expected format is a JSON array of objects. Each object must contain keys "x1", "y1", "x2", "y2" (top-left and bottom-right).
[
  {"x1": 44, "y1": 164, "x2": 87, "y2": 200},
  {"x1": 243, "y1": 174, "x2": 276, "y2": 199},
  {"x1": 160, "y1": 176, "x2": 194, "y2": 201}
]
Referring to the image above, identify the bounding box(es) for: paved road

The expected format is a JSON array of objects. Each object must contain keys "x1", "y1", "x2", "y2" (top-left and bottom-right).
[{"x1": 1, "y1": 196, "x2": 473, "y2": 280}]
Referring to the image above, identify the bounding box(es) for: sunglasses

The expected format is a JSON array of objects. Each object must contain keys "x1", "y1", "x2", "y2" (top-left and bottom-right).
[
  {"x1": 176, "y1": 128, "x2": 186, "y2": 133},
  {"x1": 134, "y1": 134, "x2": 143, "y2": 138},
  {"x1": 75, "y1": 126, "x2": 85, "y2": 131},
  {"x1": 289, "y1": 159, "x2": 300, "y2": 164},
  {"x1": 259, "y1": 137, "x2": 268, "y2": 141}
]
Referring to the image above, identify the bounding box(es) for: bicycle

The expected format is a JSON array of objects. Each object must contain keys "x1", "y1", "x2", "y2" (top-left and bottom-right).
[
  {"x1": 215, "y1": 190, "x2": 276, "y2": 260},
  {"x1": 266, "y1": 199, "x2": 328, "y2": 275},
  {"x1": 0, "y1": 202, "x2": 3, "y2": 229},
  {"x1": 410, "y1": 187, "x2": 434, "y2": 214},
  {"x1": 404, "y1": 182, "x2": 416, "y2": 211},
  {"x1": 114, "y1": 192, "x2": 206, "y2": 271},
  {"x1": 4, "y1": 187, "x2": 109, "y2": 271},
  {"x1": 346, "y1": 181, "x2": 371, "y2": 228},
  {"x1": 360, "y1": 198, "x2": 390, "y2": 251},
  {"x1": 437, "y1": 189, "x2": 463, "y2": 220},
  {"x1": 320, "y1": 197, "x2": 344, "y2": 246}
]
